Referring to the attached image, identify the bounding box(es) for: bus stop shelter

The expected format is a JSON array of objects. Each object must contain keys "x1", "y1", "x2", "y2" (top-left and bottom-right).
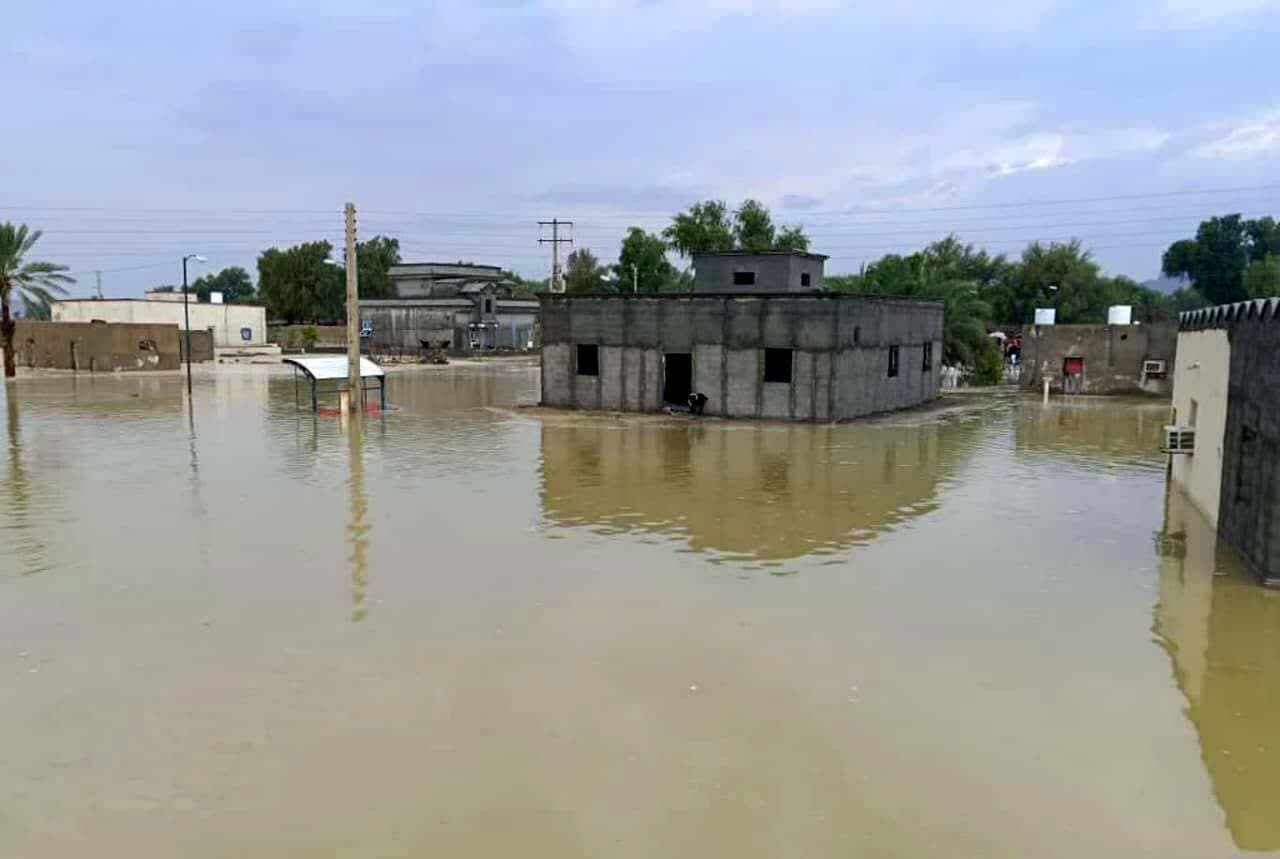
[{"x1": 283, "y1": 356, "x2": 387, "y2": 412}]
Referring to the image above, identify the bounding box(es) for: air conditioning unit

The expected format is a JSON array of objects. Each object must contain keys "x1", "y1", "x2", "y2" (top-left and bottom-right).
[
  {"x1": 1144, "y1": 359, "x2": 1168, "y2": 377},
  {"x1": 1164, "y1": 425, "x2": 1195, "y2": 454}
]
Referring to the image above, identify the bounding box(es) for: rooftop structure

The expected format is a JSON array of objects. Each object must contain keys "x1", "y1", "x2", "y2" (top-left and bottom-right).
[{"x1": 691, "y1": 250, "x2": 827, "y2": 294}]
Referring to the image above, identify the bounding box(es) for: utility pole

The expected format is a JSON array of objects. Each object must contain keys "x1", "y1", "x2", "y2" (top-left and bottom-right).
[
  {"x1": 538, "y1": 219, "x2": 573, "y2": 293},
  {"x1": 344, "y1": 202, "x2": 360, "y2": 412},
  {"x1": 94, "y1": 270, "x2": 103, "y2": 299},
  {"x1": 631, "y1": 264, "x2": 638, "y2": 294}
]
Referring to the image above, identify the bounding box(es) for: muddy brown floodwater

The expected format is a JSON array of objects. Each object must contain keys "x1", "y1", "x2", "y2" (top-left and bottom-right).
[{"x1": 2, "y1": 365, "x2": 1277, "y2": 857}]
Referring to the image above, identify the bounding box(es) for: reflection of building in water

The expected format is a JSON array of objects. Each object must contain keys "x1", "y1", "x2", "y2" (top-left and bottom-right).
[
  {"x1": 539, "y1": 417, "x2": 977, "y2": 561},
  {"x1": 1014, "y1": 400, "x2": 1167, "y2": 468},
  {"x1": 1154, "y1": 489, "x2": 1280, "y2": 852}
]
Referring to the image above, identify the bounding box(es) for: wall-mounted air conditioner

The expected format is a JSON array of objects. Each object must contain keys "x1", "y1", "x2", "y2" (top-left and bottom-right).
[
  {"x1": 1164, "y1": 425, "x2": 1195, "y2": 454},
  {"x1": 1144, "y1": 359, "x2": 1168, "y2": 377}
]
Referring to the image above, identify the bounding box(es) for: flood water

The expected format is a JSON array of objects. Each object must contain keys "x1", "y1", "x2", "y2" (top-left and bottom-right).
[{"x1": 2, "y1": 365, "x2": 1277, "y2": 857}]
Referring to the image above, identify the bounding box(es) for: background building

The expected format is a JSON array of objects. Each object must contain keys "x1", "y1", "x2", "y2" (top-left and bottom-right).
[
  {"x1": 1021, "y1": 320, "x2": 1176, "y2": 395},
  {"x1": 1172, "y1": 299, "x2": 1280, "y2": 586},
  {"x1": 53, "y1": 294, "x2": 266, "y2": 347},
  {"x1": 360, "y1": 262, "x2": 538, "y2": 355}
]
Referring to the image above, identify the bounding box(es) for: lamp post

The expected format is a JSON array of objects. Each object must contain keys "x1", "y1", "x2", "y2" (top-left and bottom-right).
[{"x1": 182, "y1": 254, "x2": 207, "y2": 398}]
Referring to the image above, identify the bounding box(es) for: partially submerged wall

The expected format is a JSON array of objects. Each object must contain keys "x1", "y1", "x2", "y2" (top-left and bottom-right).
[
  {"x1": 539, "y1": 293, "x2": 942, "y2": 422},
  {"x1": 1021, "y1": 323, "x2": 1176, "y2": 395},
  {"x1": 1179, "y1": 299, "x2": 1280, "y2": 585},
  {"x1": 14, "y1": 320, "x2": 185, "y2": 371}
]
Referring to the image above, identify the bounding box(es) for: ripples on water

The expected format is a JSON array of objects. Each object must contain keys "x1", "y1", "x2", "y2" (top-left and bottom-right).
[{"x1": 1, "y1": 368, "x2": 1276, "y2": 858}]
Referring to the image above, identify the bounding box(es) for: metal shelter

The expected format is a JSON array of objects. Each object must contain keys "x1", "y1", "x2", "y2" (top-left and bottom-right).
[{"x1": 283, "y1": 356, "x2": 387, "y2": 412}]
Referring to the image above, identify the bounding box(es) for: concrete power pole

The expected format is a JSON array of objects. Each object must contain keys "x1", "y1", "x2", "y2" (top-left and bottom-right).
[
  {"x1": 94, "y1": 270, "x2": 103, "y2": 299},
  {"x1": 344, "y1": 202, "x2": 360, "y2": 411},
  {"x1": 538, "y1": 219, "x2": 573, "y2": 293}
]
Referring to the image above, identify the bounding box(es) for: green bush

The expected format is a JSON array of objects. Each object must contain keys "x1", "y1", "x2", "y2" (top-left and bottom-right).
[
  {"x1": 300, "y1": 325, "x2": 318, "y2": 351},
  {"x1": 969, "y1": 340, "x2": 1004, "y2": 386}
]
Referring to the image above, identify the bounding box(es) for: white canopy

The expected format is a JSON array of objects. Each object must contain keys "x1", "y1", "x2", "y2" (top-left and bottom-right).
[{"x1": 283, "y1": 355, "x2": 385, "y2": 381}]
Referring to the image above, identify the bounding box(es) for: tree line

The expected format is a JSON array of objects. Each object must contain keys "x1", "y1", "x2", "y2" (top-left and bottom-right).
[{"x1": 5, "y1": 204, "x2": 1276, "y2": 377}]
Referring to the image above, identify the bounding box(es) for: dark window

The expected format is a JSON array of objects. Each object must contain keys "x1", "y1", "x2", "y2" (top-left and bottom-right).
[
  {"x1": 576, "y1": 344, "x2": 599, "y2": 376},
  {"x1": 800, "y1": 272, "x2": 812, "y2": 287},
  {"x1": 922, "y1": 342, "x2": 933, "y2": 371},
  {"x1": 483, "y1": 298, "x2": 493, "y2": 314},
  {"x1": 733, "y1": 270, "x2": 756, "y2": 286},
  {"x1": 763, "y1": 348, "x2": 793, "y2": 384},
  {"x1": 888, "y1": 345, "x2": 900, "y2": 378},
  {"x1": 853, "y1": 326, "x2": 861, "y2": 344}
]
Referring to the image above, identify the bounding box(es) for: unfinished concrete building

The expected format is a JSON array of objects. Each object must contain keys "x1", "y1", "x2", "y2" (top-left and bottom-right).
[{"x1": 539, "y1": 251, "x2": 942, "y2": 421}]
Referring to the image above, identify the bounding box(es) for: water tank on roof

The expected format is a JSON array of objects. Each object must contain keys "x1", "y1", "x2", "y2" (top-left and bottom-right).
[
  {"x1": 210, "y1": 291, "x2": 224, "y2": 304},
  {"x1": 1034, "y1": 308, "x2": 1056, "y2": 325},
  {"x1": 1107, "y1": 305, "x2": 1132, "y2": 325}
]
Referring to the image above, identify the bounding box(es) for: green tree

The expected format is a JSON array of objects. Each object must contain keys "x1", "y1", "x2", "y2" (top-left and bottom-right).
[
  {"x1": 191, "y1": 266, "x2": 255, "y2": 303},
  {"x1": 0, "y1": 223, "x2": 74, "y2": 378},
  {"x1": 615, "y1": 228, "x2": 681, "y2": 293},
  {"x1": 257, "y1": 241, "x2": 343, "y2": 323},
  {"x1": 1161, "y1": 214, "x2": 1250, "y2": 305},
  {"x1": 663, "y1": 200, "x2": 734, "y2": 257},
  {"x1": 1169, "y1": 286, "x2": 1210, "y2": 314},
  {"x1": 501, "y1": 270, "x2": 549, "y2": 298},
  {"x1": 990, "y1": 240, "x2": 1104, "y2": 324},
  {"x1": 564, "y1": 248, "x2": 608, "y2": 293},
  {"x1": 1245, "y1": 216, "x2": 1280, "y2": 261},
  {"x1": 1243, "y1": 254, "x2": 1280, "y2": 298},
  {"x1": 353, "y1": 235, "x2": 401, "y2": 299},
  {"x1": 733, "y1": 199, "x2": 776, "y2": 252},
  {"x1": 775, "y1": 225, "x2": 811, "y2": 252}
]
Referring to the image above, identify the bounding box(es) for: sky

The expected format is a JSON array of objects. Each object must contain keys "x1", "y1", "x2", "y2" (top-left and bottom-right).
[{"x1": 4, "y1": 0, "x2": 1280, "y2": 296}]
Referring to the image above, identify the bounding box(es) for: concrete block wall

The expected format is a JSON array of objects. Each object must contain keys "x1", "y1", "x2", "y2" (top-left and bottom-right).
[
  {"x1": 539, "y1": 294, "x2": 942, "y2": 421},
  {"x1": 14, "y1": 320, "x2": 184, "y2": 371},
  {"x1": 692, "y1": 253, "x2": 826, "y2": 293},
  {"x1": 1021, "y1": 323, "x2": 1176, "y2": 395}
]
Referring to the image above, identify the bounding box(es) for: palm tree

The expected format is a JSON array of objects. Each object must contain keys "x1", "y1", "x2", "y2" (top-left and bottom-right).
[{"x1": 0, "y1": 223, "x2": 74, "y2": 378}]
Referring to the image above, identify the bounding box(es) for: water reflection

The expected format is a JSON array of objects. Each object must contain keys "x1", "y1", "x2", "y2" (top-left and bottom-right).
[
  {"x1": 1, "y1": 387, "x2": 48, "y2": 575},
  {"x1": 538, "y1": 414, "x2": 984, "y2": 562},
  {"x1": 1155, "y1": 489, "x2": 1280, "y2": 852},
  {"x1": 346, "y1": 412, "x2": 370, "y2": 623},
  {"x1": 1016, "y1": 398, "x2": 1168, "y2": 471}
]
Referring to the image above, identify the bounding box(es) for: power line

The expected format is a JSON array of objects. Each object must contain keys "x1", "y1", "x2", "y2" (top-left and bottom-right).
[{"x1": 8, "y1": 180, "x2": 1280, "y2": 219}]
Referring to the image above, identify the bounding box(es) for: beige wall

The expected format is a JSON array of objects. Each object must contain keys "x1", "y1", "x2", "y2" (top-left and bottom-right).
[
  {"x1": 1170, "y1": 328, "x2": 1230, "y2": 526},
  {"x1": 53, "y1": 300, "x2": 267, "y2": 346}
]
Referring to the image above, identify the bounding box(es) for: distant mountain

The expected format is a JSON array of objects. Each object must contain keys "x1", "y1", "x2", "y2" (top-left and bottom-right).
[{"x1": 1142, "y1": 275, "x2": 1190, "y2": 295}]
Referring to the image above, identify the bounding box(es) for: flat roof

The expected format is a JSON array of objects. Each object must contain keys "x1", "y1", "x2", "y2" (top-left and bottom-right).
[
  {"x1": 690, "y1": 250, "x2": 829, "y2": 261},
  {"x1": 282, "y1": 356, "x2": 385, "y2": 381}
]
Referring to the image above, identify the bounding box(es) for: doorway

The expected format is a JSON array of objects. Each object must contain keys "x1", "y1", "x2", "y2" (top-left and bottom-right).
[
  {"x1": 663, "y1": 353, "x2": 693, "y2": 404},
  {"x1": 1062, "y1": 356, "x2": 1084, "y2": 394}
]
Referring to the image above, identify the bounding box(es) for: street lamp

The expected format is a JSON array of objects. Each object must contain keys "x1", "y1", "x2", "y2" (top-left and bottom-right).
[{"x1": 182, "y1": 254, "x2": 207, "y2": 398}]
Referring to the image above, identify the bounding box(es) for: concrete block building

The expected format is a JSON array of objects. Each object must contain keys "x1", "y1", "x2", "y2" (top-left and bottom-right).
[
  {"x1": 1021, "y1": 321, "x2": 1176, "y2": 395},
  {"x1": 539, "y1": 251, "x2": 942, "y2": 421},
  {"x1": 1171, "y1": 299, "x2": 1280, "y2": 586}
]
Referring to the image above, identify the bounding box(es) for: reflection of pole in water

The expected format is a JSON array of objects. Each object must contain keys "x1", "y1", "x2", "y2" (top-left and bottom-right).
[
  {"x1": 346, "y1": 412, "x2": 370, "y2": 622},
  {"x1": 2, "y1": 388, "x2": 48, "y2": 575}
]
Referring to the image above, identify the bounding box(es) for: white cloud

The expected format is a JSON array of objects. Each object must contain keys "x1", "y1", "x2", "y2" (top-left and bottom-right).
[{"x1": 1189, "y1": 111, "x2": 1280, "y2": 159}]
